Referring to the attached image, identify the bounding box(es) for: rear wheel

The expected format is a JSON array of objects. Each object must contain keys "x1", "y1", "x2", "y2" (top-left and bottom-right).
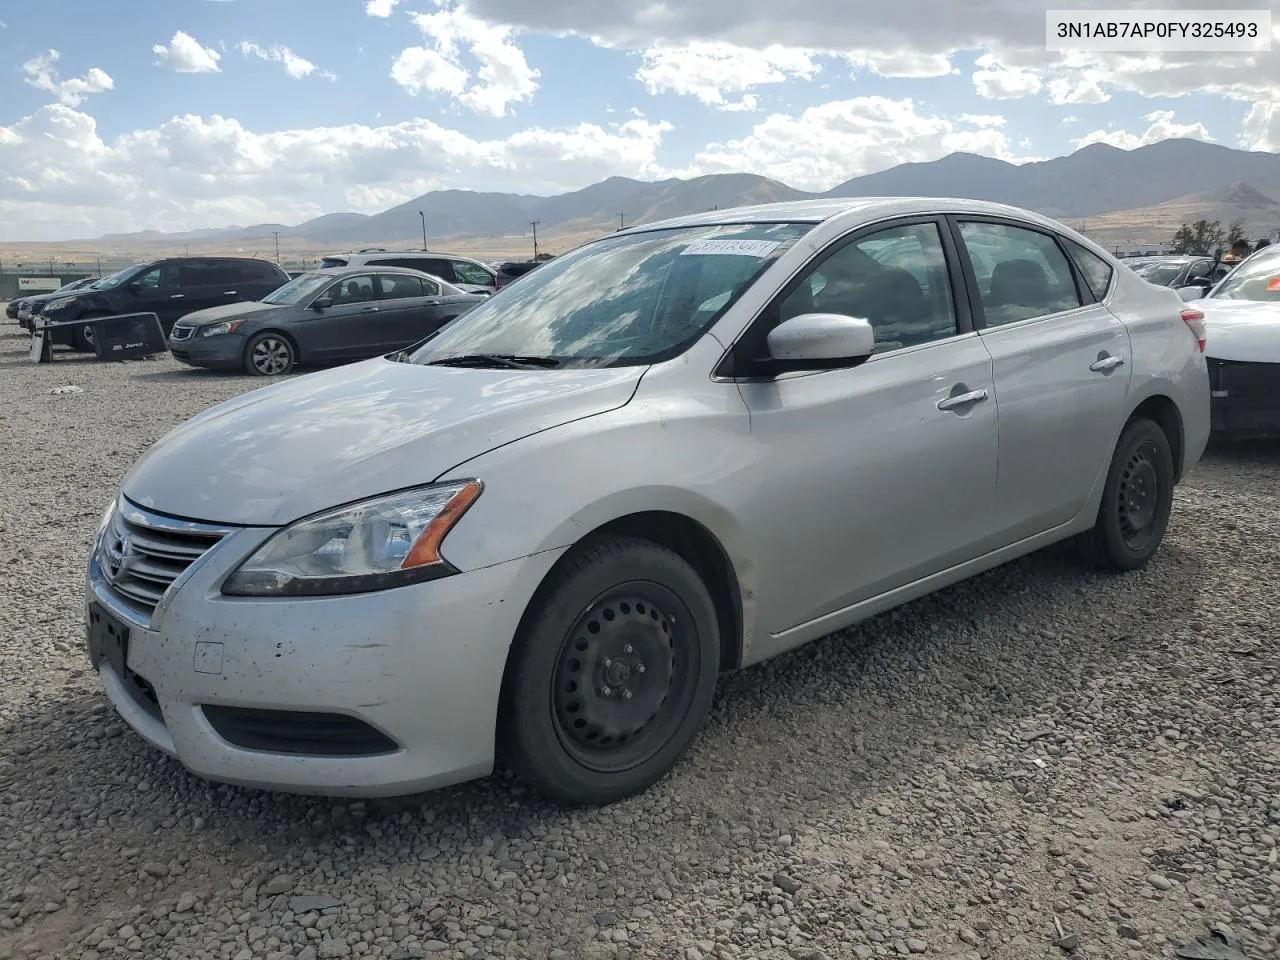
[
  {"x1": 244, "y1": 332, "x2": 295, "y2": 376},
  {"x1": 1075, "y1": 417, "x2": 1174, "y2": 571},
  {"x1": 500, "y1": 537, "x2": 720, "y2": 806}
]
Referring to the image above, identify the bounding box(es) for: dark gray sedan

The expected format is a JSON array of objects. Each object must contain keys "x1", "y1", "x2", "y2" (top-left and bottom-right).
[{"x1": 167, "y1": 266, "x2": 486, "y2": 376}]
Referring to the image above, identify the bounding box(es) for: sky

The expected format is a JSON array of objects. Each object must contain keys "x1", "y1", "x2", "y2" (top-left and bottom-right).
[{"x1": 0, "y1": 0, "x2": 1276, "y2": 240}]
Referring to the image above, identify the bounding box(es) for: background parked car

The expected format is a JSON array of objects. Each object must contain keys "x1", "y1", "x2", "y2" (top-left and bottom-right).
[
  {"x1": 1125, "y1": 255, "x2": 1231, "y2": 293},
  {"x1": 37, "y1": 257, "x2": 289, "y2": 350},
  {"x1": 168, "y1": 265, "x2": 486, "y2": 376},
  {"x1": 12, "y1": 276, "x2": 98, "y2": 327},
  {"x1": 319, "y1": 249, "x2": 499, "y2": 295},
  {"x1": 1180, "y1": 245, "x2": 1280, "y2": 438},
  {"x1": 493, "y1": 259, "x2": 543, "y2": 287}
]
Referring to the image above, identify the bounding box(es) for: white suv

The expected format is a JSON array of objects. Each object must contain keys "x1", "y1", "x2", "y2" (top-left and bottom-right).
[{"x1": 319, "y1": 249, "x2": 498, "y2": 295}]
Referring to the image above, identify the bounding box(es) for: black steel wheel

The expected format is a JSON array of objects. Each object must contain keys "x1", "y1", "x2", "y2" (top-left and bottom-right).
[
  {"x1": 1076, "y1": 417, "x2": 1174, "y2": 571},
  {"x1": 245, "y1": 332, "x2": 295, "y2": 376},
  {"x1": 500, "y1": 536, "x2": 720, "y2": 805},
  {"x1": 72, "y1": 313, "x2": 107, "y2": 352}
]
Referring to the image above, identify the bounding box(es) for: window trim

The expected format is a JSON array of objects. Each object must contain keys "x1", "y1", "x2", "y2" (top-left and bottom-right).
[
  {"x1": 945, "y1": 214, "x2": 1096, "y2": 332},
  {"x1": 713, "y1": 214, "x2": 975, "y2": 381},
  {"x1": 1060, "y1": 235, "x2": 1117, "y2": 303}
]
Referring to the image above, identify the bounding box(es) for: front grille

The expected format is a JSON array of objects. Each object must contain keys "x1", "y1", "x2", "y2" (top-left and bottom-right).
[
  {"x1": 170, "y1": 325, "x2": 193, "y2": 341},
  {"x1": 98, "y1": 499, "x2": 232, "y2": 618},
  {"x1": 202, "y1": 706, "x2": 399, "y2": 757},
  {"x1": 1210, "y1": 357, "x2": 1280, "y2": 400}
]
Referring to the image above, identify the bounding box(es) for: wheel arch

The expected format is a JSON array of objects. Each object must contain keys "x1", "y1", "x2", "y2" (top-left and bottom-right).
[{"x1": 1126, "y1": 392, "x2": 1186, "y2": 482}]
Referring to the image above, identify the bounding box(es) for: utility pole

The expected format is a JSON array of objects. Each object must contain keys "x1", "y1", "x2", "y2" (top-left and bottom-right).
[
  {"x1": 272, "y1": 232, "x2": 281, "y2": 264},
  {"x1": 419, "y1": 211, "x2": 428, "y2": 251},
  {"x1": 184, "y1": 244, "x2": 190, "y2": 257},
  {"x1": 618, "y1": 212, "x2": 626, "y2": 231},
  {"x1": 530, "y1": 220, "x2": 540, "y2": 260}
]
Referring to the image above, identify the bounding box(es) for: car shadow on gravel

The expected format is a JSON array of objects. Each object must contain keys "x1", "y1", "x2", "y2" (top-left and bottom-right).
[{"x1": 5, "y1": 539, "x2": 1207, "y2": 853}]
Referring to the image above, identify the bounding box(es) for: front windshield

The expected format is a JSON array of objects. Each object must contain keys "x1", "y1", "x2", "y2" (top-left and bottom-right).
[
  {"x1": 407, "y1": 222, "x2": 813, "y2": 368},
  {"x1": 261, "y1": 272, "x2": 332, "y2": 305},
  {"x1": 92, "y1": 265, "x2": 145, "y2": 291},
  {"x1": 1128, "y1": 261, "x2": 1182, "y2": 286},
  {"x1": 1209, "y1": 249, "x2": 1280, "y2": 301}
]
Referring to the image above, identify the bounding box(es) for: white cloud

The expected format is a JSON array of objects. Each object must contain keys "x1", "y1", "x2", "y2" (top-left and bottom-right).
[
  {"x1": 677, "y1": 97, "x2": 1033, "y2": 192},
  {"x1": 21, "y1": 50, "x2": 114, "y2": 107},
  {"x1": 239, "y1": 42, "x2": 336, "y2": 80},
  {"x1": 1072, "y1": 110, "x2": 1212, "y2": 150},
  {"x1": 0, "y1": 104, "x2": 673, "y2": 239},
  {"x1": 846, "y1": 50, "x2": 955, "y2": 79},
  {"x1": 972, "y1": 54, "x2": 1042, "y2": 100},
  {"x1": 958, "y1": 114, "x2": 1006, "y2": 128},
  {"x1": 390, "y1": 2, "x2": 539, "y2": 117},
  {"x1": 365, "y1": 0, "x2": 401, "y2": 15},
  {"x1": 152, "y1": 31, "x2": 222, "y2": 73},
  {"x1": 634, "y1": 42, "x2": 818, "y2": 111},
  {"x1": 1047, "y1": 72, "x2": 1109, "y2": 105}
]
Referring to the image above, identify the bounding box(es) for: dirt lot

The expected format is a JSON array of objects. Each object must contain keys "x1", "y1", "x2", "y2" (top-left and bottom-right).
[{"x1": 0, "y1": 326, "x2": 1276, "y2": 960}]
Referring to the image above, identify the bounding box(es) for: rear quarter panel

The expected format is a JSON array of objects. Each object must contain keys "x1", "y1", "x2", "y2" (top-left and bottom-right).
[{"x1": 1103, "y1": 266, "x2": 1210, "y2": 478}]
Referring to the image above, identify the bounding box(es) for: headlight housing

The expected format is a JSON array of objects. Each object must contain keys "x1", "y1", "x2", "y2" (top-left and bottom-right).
[
  {"x1": 98, "y1": 495, "x2": 117, "y2": 534},
  {"x1": 221, "y1": 481, "x2": 482, "y2": 598},
  {"x1": 199, "y1": 320, "x2": 247, "y2": 337},
  {"x1": 46, "y1": 297, "x2": 75, "y2": 311}
]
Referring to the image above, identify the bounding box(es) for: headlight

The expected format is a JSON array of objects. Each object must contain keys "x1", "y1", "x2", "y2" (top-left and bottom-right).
[
  {"x1": 46, "y1": 297, "x2": 74, "y2": 311},
  {"x1": 199, "y1": 320, "x2": 247, "y2": 337},
  {"x1": 222, "y1": 481, "x2": 482, "y2": 597},
  {"x1": 98, "y1": 496, "x2": 117, "y2": 534}
]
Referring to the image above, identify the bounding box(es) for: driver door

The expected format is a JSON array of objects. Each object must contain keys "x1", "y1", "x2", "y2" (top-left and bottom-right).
[
  {"x1": 723, "y1": 217, "x2": 1000, "y2": 641},
  {"x1": 305, "y1": 274, "x2": 380, "y2": 361}
]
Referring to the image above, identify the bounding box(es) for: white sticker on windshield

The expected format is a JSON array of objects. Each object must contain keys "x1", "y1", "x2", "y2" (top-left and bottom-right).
[{"x1": 680, "y1": 238, "x2": 781, "y2": 258}]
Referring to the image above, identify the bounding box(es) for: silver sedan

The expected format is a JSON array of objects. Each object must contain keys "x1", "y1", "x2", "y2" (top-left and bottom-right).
[{"x1": 87, "y1": 197, "x2": 1210, "y2": 805}]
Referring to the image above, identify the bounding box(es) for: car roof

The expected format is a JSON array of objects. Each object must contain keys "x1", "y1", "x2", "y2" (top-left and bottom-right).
[
  {"x1": 327, "y1": 250, "x2": 485, "y2": 264},
  {"x1": 303, "y1": 264, "x2": 461, "y2": 284},
  {"x1": 614, "y1": 196, "x2": 1080, "y2": 235}
]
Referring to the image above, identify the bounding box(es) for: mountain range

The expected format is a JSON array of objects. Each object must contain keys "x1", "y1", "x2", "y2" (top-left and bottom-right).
[{"x1": 72, "y1": 137, "x2": 1280, "y2": 250}]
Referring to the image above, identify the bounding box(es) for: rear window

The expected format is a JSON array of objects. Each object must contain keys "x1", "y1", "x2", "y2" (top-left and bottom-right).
[{"x1": 1063, "y1": 238, "x2": 1114, "y2": 300}]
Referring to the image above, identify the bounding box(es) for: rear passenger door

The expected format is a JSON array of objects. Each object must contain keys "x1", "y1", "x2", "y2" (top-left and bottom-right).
[
  {"x1": 177, "y1": 261, "x2": 239, "y2": 318},
  {"x1": 951, "y1": 218, "x2": 1133, "y2": 544}
]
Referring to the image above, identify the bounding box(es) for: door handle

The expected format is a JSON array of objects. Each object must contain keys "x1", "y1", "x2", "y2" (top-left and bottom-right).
[
  {"x1": 360, "y1": 306, "x2": 379, "y2": 312},
  {"x1": 170, "y1": 294, "x2": 185, "y2": 299},
  {"x1": 1090, "y1": 355, "x2": 1126, "y2": 373},
  {"x1": 223, "y1": 290, "x2": 237, "y2": 296},
  {"x1": 937, "y1": 388, "x2": 989, "y2": 412}
]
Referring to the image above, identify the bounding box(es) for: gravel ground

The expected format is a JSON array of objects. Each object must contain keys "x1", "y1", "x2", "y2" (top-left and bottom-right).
[{"x1": 1, "y1": 327, "x2": 1277, "y2": 960}]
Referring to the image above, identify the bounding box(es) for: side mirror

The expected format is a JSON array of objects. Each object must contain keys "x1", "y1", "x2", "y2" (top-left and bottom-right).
[
  {"x1": 1176, "y1": 285, "x2": 1205, "y2": 302},
  {"x1": 126, "y1": 280, "x2": 143, "y2": 293},
  {"x1": 312, "y1": 297, "x2": 333, "y2": 310},
  {"x1": 767, "y1": 313, "x2": 876, "y2": 370}
]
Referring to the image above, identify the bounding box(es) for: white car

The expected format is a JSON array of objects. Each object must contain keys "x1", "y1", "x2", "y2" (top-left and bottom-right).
[
  {"x1": 87, "y1": 197, "x2": 1209, "y2": 805},
  {"x1": 1179, "y1": 245, "x2": 1280, "y2": 438}
]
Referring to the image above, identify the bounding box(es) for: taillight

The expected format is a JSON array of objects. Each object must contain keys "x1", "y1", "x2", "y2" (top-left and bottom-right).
[{"x1": 1180, "y1": 307, "x2": 1205, "y2": 352}]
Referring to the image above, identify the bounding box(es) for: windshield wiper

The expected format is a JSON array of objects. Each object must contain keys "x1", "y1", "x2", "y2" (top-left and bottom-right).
[{"x1": 426, "y1": 354, "x2": 561, "y2": 369}]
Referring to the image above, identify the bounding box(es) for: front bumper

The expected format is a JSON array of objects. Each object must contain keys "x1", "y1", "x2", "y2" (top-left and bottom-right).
[
  {"x1": 85, "y1": 502, "x2": 563, "y2": 797},
  {"x1": 1207, "y1": 357, "x2": 1280, "y2": 439},
  {"x1": 167, "y1": 332, "x2": 246, "y2": 370}
]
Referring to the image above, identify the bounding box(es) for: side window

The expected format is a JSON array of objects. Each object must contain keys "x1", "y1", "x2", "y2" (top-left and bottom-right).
[
  {"x1": 1063, "y1": 237, "x2": 1114, "y2": 300},
  {"x1": 326, "y1": 274, "x2": 376, "y2": 305},
  {"x1": 422, "y1": 259, "x2": 457, "y2": 283},
  {"x1": 376, "y1": 273, "x2": 428, "y2": 300},
  {"x1": 1186, "y1": 260, "x2": 1211, "y2": 281},
  {"x1": 776, "y1": 222, "x2": 958, "y2": 353},
  {"x1": 179, "y1": 261, "x2": 228, "y2": 287},
  {"x1": 958, "y1": 221, "x2": 1083, "y2": 326},
  {"x1": 452, "y1": 260, "x2": 494, "y2": 286},
  {"x1": 136, "y1": 264, "x2": 180, "y2": 290}
]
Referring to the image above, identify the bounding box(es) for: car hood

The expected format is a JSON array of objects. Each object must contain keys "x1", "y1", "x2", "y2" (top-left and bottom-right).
[
  {"x1": 1199, "y1": 299, "x2": 1280, "y2": 363},
  {"x1": 122, "y1": 357, "x2": 644, "y2": 526},
  {"x1": 176, "y1": 301, "x2": 287, "y2": 326}
]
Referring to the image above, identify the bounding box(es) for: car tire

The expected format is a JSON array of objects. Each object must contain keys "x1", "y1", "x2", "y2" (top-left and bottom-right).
[
  {"x1": 1075, "y1": 417, "x2": 1175, "y2": 571},
  {"x1": 244, "y1": 332, "x2": 296, "y2": 376},
  {"x1": 72, "y1": 313, "x2": 107, "y2": 352},
  {"x1": 499, "y1": 536, "x2": 721, "y2": 806}
]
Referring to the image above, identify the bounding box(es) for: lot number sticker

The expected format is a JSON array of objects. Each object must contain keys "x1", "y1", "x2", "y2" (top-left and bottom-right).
[{"x1": 681, "y1": 239, "x2": 780, "y2": 258}]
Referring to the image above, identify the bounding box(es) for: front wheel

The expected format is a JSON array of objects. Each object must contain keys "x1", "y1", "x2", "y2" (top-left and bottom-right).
[
  {"x1": 500, "y1": 537, "x2": 720, "y2": 806},
  {"x1": 1075, "y1": 417, "x2": 1175, "y2": 571},
  {"x1": 72, "y1": 314, "x2": 107, "y2": 352},
  {"x1": 244, "y1": 333, "x2": 296, "y2": 376}
]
